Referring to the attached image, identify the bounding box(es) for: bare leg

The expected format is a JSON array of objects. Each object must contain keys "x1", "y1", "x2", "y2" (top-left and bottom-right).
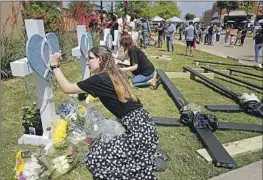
[{"x1": 190, "y1": 47, "x2": 193, "y2": 56}]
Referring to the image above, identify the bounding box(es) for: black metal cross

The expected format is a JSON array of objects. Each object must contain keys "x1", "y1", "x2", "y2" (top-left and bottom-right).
[{"x1": 152, "y1": 69, "x2": 263, "y2": 169}]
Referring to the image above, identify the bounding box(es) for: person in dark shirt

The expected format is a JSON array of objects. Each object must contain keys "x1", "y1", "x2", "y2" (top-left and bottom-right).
[
  {"x1": 253, "y1": 29, "x2": 263, "y2": 62},
  {"x1": 208, "y1": 25, "x2": 213, "y2": 45},
  {"x1": 157, "y1": 22, "x2": 165, "y2": 48},
  {"x1": 139, "y1": 18, "x2": 148, "y2": 49},
  {"x1": 107, "y1": 14, "x2": 119, "y2": 41},
  {"x1": 240, "y1": 26, "x2": 247, "y2": 46},
  {"x1": 50, "y1": 46, "x2": 158, "y2": 180},
  {"x1": 113, "y1": 34, "x2": 157, "y2": 87}
]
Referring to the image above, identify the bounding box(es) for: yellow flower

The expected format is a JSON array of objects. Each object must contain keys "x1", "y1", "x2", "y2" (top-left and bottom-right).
[
  {"x1": 53, "y1": 119, "x2": 68, "y2": 148},
  {"x1": 77, "y1": 105, "x2": 86, "y2": 116},
  {"x1": 15, "y1": 150, "x2": 25, "y2": 175},
  {"x1": 88, "y1": 94, "x2": 98, "y2": 102}
]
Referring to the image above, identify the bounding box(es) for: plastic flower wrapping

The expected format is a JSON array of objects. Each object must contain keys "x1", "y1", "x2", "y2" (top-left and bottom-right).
[
  {"x1": 58, "y1": 97, "x2": 126, "y2": 144},
  {"x1": 14, "y1": 97, "x2": 126, "y2": 179}
]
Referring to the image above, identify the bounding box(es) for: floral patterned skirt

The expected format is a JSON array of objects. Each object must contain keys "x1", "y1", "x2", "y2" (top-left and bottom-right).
[{"x1": 86, "y1": 108, "x2": 159, "y2": 180}]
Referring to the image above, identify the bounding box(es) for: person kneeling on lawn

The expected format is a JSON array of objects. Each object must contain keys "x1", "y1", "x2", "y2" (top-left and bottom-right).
[
  {"x1": 50, "y1": 46, "x2": 159, "y2": 180},
  {"x1": 113, "y1": 34, "x2": 157, "y2": 87}
]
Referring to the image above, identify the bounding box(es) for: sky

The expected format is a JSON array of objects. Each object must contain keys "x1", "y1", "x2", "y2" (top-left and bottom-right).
[
  {"x1": 177, "y1": 1, "x2": 215, "y2": 18},
  {"x1": 63, "y1": 1, "x2": 215, "y2": 19}
]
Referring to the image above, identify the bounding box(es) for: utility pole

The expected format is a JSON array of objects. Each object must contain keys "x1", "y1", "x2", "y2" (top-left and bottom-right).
[
  {"x1": 124, "y1": 1, "x2": 128, "y2": 16},
  {"x1": 100, "y1": 1, "x2": 103, "y2": 22}
]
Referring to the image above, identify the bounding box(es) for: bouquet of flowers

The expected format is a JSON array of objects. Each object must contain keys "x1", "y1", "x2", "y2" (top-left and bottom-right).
[{"x1": 58, "y1": 98, "x2": 126, "y2": 144}]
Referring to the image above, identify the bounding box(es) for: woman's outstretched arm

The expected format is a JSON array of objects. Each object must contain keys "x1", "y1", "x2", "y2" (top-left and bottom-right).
[
  {"x1": 51, "y1": 53, "x2": 86, "y2": 94},
  {"x1": 53, "y1": 68, "x2": 85, "y2": 94}
]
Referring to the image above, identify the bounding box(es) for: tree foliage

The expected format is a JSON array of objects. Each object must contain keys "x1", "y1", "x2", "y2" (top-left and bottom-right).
[
  {"x1": 216, "y1": 1, "x2": 238, "y2": 21},
  {"x1": 184, "y1": 13, "x2": 196, "y2": 20},
  {"x1": 21, "y1": 1, "x2": 63, "y2": 33},
  {"x1": 68, "y1": 1, "x2": 93, "y2": 22},
  {"x1": 114, "y1": 1, "x2": 181, "y2": 19},
  {"x1": 226, "y1": 1, "x2": 239, "y2": 15},
  {"x1": 216, "y1": 1, "x2": 239, "y2": 15},
  {"x1": 238, "y1": 1, "x2": 254, "y2": 15}
]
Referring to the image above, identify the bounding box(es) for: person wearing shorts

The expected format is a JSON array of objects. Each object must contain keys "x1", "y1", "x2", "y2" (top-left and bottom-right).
[
  {"x1": 185, "y1": 21, "x2": 195, "y2": 57},
  {"x1": 186, "y1": 40, "x2": 194, "y2": 48}
]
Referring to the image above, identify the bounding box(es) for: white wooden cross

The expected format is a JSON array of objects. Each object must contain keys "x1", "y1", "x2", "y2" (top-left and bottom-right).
[
  {"x1": 71, "y1": 25, "x2": 90, "y2": 80},
  {"x1": 11, "y1": 19, "x2": 57, "y2": 147}
]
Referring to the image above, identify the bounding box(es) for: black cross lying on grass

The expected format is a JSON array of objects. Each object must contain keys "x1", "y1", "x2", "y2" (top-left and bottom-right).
[
  {"x1": 152, "y1": 69, "x2": 263, "y2": 169},
  {"x1": 202, "y1": 66, "x2": 263, "y2": 91},
  {"x1": 183, "y1": 67, "x2": 263, "y2": 118},
  {"x1": 227, "y1": 68, "x2": 263, "y2": 79},
  {"x1": 193, "y1": 59, "x2": 261, "y2": 69}
]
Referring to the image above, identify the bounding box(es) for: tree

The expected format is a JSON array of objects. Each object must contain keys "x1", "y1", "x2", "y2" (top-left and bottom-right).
[
  {"x1": 225, "y1": 1, "x2": 239, "y2": 21},
  {"x1": 115, "y1": 1, "x2": 151, "y2": 18},
  {"x1": 114, "y1": 1, "x2": 181, "y2": 19},
  {"x1": 68, "y1": 1, "x2": 92, "y2": 24},
  {"x1": 149, "y1": 2, "x2": 181, "y2": 20},
  {"x1": 184, "y1": 13, "x2": 196, "y2": 21},
  {"x1": 238, "y1": 1, "x2": 254, "y2": 21},
  {"x1": 21, "y1": 1, "x2": 62, "y2": 33}
]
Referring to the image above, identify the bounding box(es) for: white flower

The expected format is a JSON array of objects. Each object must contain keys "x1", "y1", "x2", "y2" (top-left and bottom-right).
[
  {"x1": 23, "y1": 156, "x2": 42, "y2": 180},
  {"x1": 52, "y1": 155, "x2": 70, "y2": 174}
]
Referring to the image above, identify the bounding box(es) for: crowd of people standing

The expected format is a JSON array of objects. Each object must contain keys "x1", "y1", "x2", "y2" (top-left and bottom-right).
[
  {"x1": 86, "y1": 10, "x2": 262, "y2": 63},
  {"x1": 155, "y1": 20, "x2": 262, "y2": 62}
]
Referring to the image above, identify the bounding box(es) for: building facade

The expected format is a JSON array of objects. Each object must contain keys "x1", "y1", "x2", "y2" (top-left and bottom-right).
[{"x1": 203, "y1": 1, "x2": 263, "y2": 25}]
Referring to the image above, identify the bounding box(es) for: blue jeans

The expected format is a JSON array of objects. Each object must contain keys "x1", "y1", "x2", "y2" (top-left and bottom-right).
[
  {"x1": 166, "y1": 36, "x2": 174, "y2": 52},
  {"x1": 132, "y1": 72, "x2": 155, "y2": 87},
  {"x1": 224, "y1": 35, "x2": 229, "y2": 43},
  {"x1": 142, "y1": 31, "x2": 147, "y2": 48},
  {"x1": 254, "y1": 44, "x2": 262, "y2": 62}
]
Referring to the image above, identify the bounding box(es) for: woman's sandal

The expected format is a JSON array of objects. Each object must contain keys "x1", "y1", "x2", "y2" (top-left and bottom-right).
[{"x1": 149, "y1": 79, "x2": 161, "y2": 90}]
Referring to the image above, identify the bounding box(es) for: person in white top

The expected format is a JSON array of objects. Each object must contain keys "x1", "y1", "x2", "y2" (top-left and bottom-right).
[
  {"x1": 128, "y1": 17, "x2": 139, "y2": 45},
  {"x1": 184, "y1": 21, "x2": 195, "y2": 56}
]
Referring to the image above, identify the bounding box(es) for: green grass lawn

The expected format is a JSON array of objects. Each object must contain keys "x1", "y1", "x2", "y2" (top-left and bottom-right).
[{"x1": 1, "y1": 44, "x2": 262, "y2": 180}]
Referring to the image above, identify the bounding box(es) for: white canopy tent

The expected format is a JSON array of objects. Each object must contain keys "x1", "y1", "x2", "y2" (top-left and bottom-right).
[
  {"x1": 167, "y1": 16, "x2": 184, "y2": 23},
  {"x1": 151, "y1": 16, "x2": 165, "y2": 22},
  {"x1": 193, "y1": 18, "x2": 200, "y2": 23}
]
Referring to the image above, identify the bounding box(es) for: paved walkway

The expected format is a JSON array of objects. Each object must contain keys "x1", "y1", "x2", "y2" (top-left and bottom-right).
[
  {"x1": 175, "y1": 37, "x2": 262, "y2": 64},
  {"x1": 209, "y1": 160, "x2": 262, "y2": 180}
]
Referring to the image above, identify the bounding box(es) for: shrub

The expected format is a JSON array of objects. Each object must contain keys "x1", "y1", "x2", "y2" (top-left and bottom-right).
[
  {"x1": 1, "y1": 35, "x2": 26, "y2": 80},
  {"x1": 57, "y1": 32, "x2": 78, "y2": 59},
  {"x1": 91, "y1": 32, "x2": 100, "y2": 47}
]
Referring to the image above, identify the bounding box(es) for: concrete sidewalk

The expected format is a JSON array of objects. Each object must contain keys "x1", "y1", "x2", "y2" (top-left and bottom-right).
[
  {"x1": 175, "y1": 37, "x2": 262, "y2": 63},
  {"x1": 209, "y1": 160, "x2": 262, "y2": 180}
]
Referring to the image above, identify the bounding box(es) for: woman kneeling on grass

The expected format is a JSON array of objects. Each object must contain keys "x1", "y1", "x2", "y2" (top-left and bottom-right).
[
  {"x1": 50, "y1": 46, "x2": 159, "y2": 180},
  {"x1": 113, "y1": 34, "x2": 157, "y2": 88}
]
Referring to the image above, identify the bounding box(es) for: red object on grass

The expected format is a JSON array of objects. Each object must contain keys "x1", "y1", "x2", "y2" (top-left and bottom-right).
[
  {"x1": 193, "y1": 41, "x2": 196, "y2": 49},
  {"x1": 86, "y1": 137, "x2": 93, "y2": 144}
]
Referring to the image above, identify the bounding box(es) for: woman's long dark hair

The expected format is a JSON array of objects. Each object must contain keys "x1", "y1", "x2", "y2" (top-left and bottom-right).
[{"x1": 89, "y1": 46, "x2": 138, "y2": 103}]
